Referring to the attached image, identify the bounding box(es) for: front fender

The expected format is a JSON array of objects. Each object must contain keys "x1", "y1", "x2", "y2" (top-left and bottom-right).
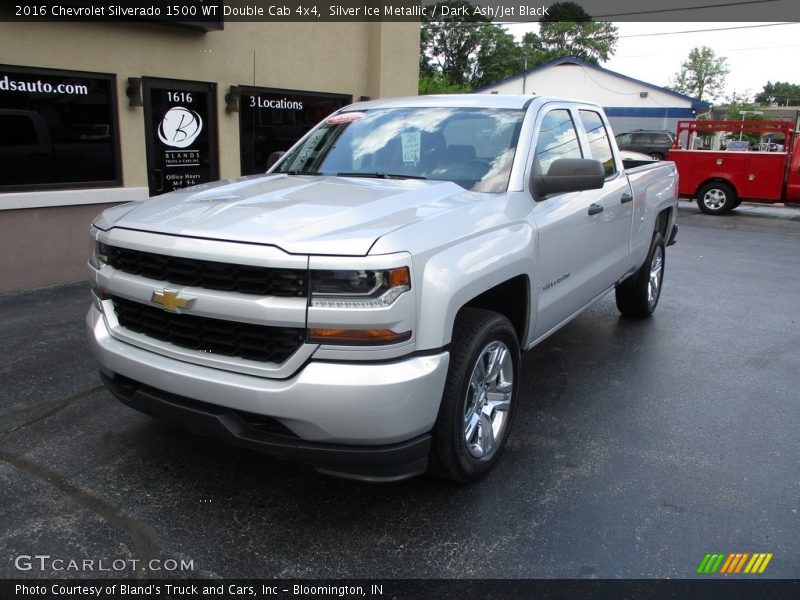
[{"x1": 413, "y1": 223, "x2": 535, "y2": 351}]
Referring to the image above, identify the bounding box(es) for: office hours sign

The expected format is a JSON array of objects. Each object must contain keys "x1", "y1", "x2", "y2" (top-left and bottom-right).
[{"x1": 142, "y1": 79, "x2": 218, "y2": 196}]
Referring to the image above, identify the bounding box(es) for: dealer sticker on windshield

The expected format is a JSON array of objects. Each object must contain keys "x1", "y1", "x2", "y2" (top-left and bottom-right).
[
  {"x1": 326, "y1": 112, "x2": 365, "y2": 125},
  {"x1": 402, "y1": 131, "x2": 421, "y2": 163}
]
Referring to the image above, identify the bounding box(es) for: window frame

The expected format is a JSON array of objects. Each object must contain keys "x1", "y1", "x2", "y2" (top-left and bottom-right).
[
  {"x1": 530, "y1": 106, "x2": 584, "y2": 178},
  {"x1": 577, "y1": 109, "x2": 619, "y2": 178},
  {"x1": 0, "y1": 64, "x2": 122, "y2": 193}
]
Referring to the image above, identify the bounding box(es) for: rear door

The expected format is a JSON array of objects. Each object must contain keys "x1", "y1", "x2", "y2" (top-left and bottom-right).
[{"x1": 577, "y1": 109, "x2": 634, "y2": 279}]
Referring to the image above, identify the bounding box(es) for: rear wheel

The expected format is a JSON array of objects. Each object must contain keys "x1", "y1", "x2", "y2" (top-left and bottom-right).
[
  {"x1": 429, "y1": 308, "x2": 520, "y2": 482},
  {"x1": 697, "y1": 181, "x2": 737, "y2": 215},
  {"x1": 649, "y1": 152, "x2": 663, "y2": 161},
  {"x1": 616, "y1": 232, "x2": 665, "y2": 318}
]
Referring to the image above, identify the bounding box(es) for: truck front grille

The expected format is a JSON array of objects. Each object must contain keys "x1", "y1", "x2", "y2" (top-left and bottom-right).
[
  {"x1": 104, "y1": 245, "x2": 307, "y2": 297},
  {"x1": 111, "y1": 296, "x2": 304, "y2": 363}
]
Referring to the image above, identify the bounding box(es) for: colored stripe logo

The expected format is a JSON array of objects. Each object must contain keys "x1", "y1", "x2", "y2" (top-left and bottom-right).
[{"x1": 697, "y1": 552, "x2": 773, "y2": 574}]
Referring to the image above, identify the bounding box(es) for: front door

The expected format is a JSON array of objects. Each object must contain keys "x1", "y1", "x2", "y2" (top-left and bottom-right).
[
  {"x1": 142, "y1": 78, "x2": 218, "y2": 196},
  {"x1": 530, "y1": 106, "x2": 633, "y2": 341}
]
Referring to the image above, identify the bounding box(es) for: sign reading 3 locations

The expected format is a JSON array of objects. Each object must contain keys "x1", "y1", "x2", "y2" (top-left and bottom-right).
[{"x1": 238, "y1": 87, "x2": 349, "y2": 176}]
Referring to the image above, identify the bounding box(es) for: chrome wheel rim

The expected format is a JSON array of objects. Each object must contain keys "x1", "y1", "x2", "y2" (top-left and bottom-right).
[
  {"x1": 463, "y1": 341, "x2": 513, "y2": 459},
  {"x1": 648, "y1": 245, "x2": 664, "y2": 307},
  {"x1": 702, "y1": 188, "x2": 726, "y2": 210}
]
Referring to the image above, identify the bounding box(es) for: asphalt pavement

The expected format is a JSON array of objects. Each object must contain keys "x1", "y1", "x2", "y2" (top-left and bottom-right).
[{"x1": 1, "y1": 202, "x2": 798, "y2": 580}]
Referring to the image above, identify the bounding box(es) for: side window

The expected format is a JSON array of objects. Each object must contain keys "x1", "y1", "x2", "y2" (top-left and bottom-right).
[
  {"x1": 0, "y1": 115, "x2": 37, "y2": 146},
  {"x1": 616, "y1": 133, "x2": 632, "y2": 146},
  {"x1": 533, "y1": 109, "x2": 582, "y2": 175},
  {"x1": 579, "y1": 110, "x2": 617, "y2": 176}
]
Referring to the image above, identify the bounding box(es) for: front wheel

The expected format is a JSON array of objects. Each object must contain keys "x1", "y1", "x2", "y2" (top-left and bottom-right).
[
  {"x1": 697, "y1": 181, "x2": 737, "y2": 215},
  {"x1": 616, "y1": 232, "x2": 666, "y2": 318},
  {"x1": 429, "y1": 308, "x2": 520, "y2": 482}
]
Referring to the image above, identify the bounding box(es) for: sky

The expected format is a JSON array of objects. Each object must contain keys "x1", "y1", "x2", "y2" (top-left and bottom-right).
[{"x1": 505, "y1": 21, "x2": 800, "y2": 103}]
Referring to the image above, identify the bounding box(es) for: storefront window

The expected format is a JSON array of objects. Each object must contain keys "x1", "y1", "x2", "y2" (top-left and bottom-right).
[
  {"x1": 238, "y1": 87, "x2": 350, "y2": 175},
  {"x1": 0, "y1": 65, "x2": 120, "y2": 191}
]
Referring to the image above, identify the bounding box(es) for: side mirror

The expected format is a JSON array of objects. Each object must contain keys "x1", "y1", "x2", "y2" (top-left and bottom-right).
[
  {"x1": 266, "y1": 151, "x2": 286, "y2": 170},
  {"x1": 531, "y1": 158, "x2": 605, "y2": 199}
]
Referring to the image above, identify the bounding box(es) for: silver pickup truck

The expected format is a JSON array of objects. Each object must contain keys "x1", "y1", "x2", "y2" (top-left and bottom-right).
[{"x1": 87, "y1": 95, "x2": 678, "y2": 482}]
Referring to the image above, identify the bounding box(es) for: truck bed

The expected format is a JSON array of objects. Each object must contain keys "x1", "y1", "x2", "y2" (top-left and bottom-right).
[{"x1": 669, "y1": 148, "x2": 787, "y2": 202}]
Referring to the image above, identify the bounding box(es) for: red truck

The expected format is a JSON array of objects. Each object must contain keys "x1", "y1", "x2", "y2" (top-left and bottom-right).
[{"x1": 667, "y1": 120, "x2": 800, "y2": 214}]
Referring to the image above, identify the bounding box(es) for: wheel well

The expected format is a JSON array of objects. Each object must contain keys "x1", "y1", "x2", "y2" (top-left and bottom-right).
[
  {"x1": 696, "y1": 178, "x2": 737, "y2": 199},
  {"x1": 655, "y1": 207, "x2": 672, "y2": 239},
  {"x1": 460, "y1": 275, "x2": 529, "y2": 344}
]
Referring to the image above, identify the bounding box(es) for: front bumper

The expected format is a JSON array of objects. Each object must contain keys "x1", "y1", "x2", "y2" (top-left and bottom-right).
[{"x1": 87, "y1": 305, "x2": 449, "y2": 480}]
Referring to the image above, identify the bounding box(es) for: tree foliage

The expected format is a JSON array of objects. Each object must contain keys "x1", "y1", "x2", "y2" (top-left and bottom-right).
[
  {"x1": 669, "y1": 46, "x2": 730, "y2": 102},
  {"x1": 755, "y1": 81, "x2": 800, "y2": 106},
  {"x1": 420, "y1": 1, "x2": 497, "y2": 87},
  {"x1": 419, "y1": 0, "x2": 618, "y2": 93},
  {"x1": 523, "y1": 2, "x2": 618, "y2": 66},
  {"x1": 418, "y1": 74, "x2": 472, "y2": 95}
]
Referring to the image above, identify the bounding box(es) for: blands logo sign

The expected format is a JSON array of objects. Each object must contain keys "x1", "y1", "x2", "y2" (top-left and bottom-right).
[
  {"x1": 697, "y1": 552, "x2": 773, "y2": 574},
  {"x1": 158, "y1": 106, "x2": 203, "y2": 148}
]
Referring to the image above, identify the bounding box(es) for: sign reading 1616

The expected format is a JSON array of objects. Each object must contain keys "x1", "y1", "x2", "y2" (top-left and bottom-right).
[{"x1": 168, "y1": 91, "x2": 192, "y2": 103}]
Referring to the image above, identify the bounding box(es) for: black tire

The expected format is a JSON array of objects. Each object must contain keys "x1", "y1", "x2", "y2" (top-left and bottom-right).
[
  {"x1": 615, "y1": 232, "x2": 666, "y2": 318},
  {"x1": 429, "y1": 308, "x2": 520, "y2": 482},
  {"x1": 697, "y1": 181, "x2": 737, "y2": 215},
  {"x1": 649, "y1": 152, "x2": 664, "y2": 161}
]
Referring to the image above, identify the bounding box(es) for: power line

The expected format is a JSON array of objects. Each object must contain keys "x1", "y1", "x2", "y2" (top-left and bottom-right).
[
  {"x1": 616, "y1": 22, "x2": 797, "y2": 39},
  {"x1": 615, "y1": 41, "x2": 800, "y2": 59},
  {"x1": 593, "y1": 0, "x2": 788, "y2": 18}
]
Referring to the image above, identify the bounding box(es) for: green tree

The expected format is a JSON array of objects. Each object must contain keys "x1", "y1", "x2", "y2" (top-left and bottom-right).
[
  {"x1": 755, "y1": 81, "x2": 800, "y2": 106},
  {"x1": 532, "y1": 2, "x2": 619, "y2": 65},
  {"x1": 420, "y1": 1, "x2": 490, "y2": 88},
  {"x1": 472, "y1": 26, "x2": 524, "y2": 88},
  {"x1": 418, "y1": 0, "x2": 618, "y2": 93},
  {"x1": 418, "y1": 74, "x2": 472, "y2": 95},
  {"x1": 669, "y1": 46, "x2": 730, "y2": 102}
]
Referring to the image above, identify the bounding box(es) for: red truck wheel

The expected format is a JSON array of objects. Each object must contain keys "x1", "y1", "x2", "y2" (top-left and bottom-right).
[{"x1": 697, "y1": 182, "x2": 738, "y2": 215}]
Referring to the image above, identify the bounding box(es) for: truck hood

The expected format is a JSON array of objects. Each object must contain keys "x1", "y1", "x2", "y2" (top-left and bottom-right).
[{"x1": 100, "y1": 174, "x2": 476, "y2": 255}]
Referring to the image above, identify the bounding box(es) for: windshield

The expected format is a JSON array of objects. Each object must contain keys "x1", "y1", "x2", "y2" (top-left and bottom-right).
[{"x1": 274, "y1": 107, "x2": 525, "y2": 193}]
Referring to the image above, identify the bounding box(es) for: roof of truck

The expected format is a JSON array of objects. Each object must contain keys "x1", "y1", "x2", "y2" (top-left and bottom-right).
[{"x1": 345, "y1": 94, "x2": 606, "y2": 112}]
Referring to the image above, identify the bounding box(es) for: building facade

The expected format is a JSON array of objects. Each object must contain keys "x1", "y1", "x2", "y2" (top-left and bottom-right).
[
  {"x1": 0, "y1": 20, "x2": 419, "y2": 293},
  {"x1": 475, "y1": 57, "x2": 709, "y2": 137}
]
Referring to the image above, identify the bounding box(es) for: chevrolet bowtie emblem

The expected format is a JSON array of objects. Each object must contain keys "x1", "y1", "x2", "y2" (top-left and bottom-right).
[{"x1": 151, "y1": 289, "x2": 195, "y2": 312}]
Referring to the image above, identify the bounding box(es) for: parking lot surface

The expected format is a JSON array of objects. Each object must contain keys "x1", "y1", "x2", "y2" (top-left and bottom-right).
[{"x1": 1, "y1": 204, "x2": 798, "y2": 579}]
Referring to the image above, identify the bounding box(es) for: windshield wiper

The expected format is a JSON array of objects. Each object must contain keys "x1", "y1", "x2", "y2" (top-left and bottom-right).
[
  {"x1": 337, "y1": 172, "x2": 427, "y2": 180},
  {"x1": 284, "y1": 170, "x2": 323, "y2": 176}
]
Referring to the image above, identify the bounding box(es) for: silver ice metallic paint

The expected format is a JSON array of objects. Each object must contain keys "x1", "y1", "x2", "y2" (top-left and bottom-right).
[{"x1": 86, "y1": 94, "x2": 678, "y2": 477}]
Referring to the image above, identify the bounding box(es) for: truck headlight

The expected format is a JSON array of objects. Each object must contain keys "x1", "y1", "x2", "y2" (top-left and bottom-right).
[
  {"x1": 310, "y1": 267, "x2": 410, "y2": 308},
  {"x1": 89, "y1": 241, "x2": 109, "y2": 269}
]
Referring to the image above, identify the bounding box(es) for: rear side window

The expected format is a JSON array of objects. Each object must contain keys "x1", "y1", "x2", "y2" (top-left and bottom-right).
[
  {"x1": 0, "y1": 115, "x2": 37, "y2": 146},
  {"x1": 533, "y1": 109, "x2": 582, "y2": 175},
  {"x1": 579, "y1": 110, "x2": 616, "y2": 176}
]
